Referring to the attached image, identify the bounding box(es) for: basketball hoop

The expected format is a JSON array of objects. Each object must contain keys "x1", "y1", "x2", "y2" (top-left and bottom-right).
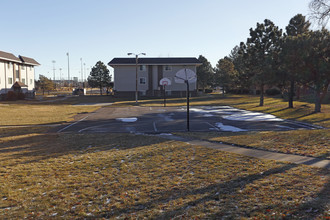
[
  {"x1": 160, "y1": 78, "x2": 171, "y2": 86},
  {"x1": 159, "y1": 78, "x2": 171, "y2": 107}
]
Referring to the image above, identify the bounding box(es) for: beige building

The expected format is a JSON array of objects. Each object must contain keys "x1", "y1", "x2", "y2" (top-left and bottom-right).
[
  {"x1": 108, "y1": 57, "x2": 201, "y2": 97},
  {"x1": 0, "y1": 50, "x2": 39, "y2": 96}
]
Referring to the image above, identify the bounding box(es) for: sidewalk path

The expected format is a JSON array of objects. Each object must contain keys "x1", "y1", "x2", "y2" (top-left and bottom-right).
[{"x1": 158, "y1": 134, "x2": 330, "y2": 169}]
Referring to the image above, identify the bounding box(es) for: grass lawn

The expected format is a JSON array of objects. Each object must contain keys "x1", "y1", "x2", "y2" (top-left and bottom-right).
[
  {"x1": 176, "y1": 129, "x2": 330, "y2": 159},
  {"x1": 0, "y1": 101, "x2": 99, "y2": 126},
  {"x1": 0, "y1": 94, "x2": 329, "y2": 218},
  {"x1": 0, "y1": 129, "x2": 329, "y2": 219}
]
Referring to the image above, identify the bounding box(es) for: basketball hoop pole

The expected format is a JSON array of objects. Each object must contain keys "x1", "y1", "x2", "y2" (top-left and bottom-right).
[
  {"x1": 186, "y1": 79, "x2": 190, "y2": 131},
  {"x1": 163, "y1": 85, "x2": 166, "y2": 107}
]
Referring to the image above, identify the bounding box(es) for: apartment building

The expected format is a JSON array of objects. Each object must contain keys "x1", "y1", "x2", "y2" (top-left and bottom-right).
[{"x1": 0, "y1": 50, "x2": 39, "y2": 96}]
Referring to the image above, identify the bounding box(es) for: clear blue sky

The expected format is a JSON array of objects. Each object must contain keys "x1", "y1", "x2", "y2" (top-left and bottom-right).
[{"x1": 1, "y1": 0, "x2": 321, "y2": 81}]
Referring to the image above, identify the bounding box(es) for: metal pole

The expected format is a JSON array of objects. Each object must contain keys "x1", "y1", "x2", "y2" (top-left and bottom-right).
[
  {"x1": 186, "y1": 80, "x2": 190, "y2": 131},
  {"x1": 163, "y1": 85, "x2": 166, "y2": 107},
  {"x1": 135, "y1": 55, "x2": 138, "y2": 103},
  {"x1": 80, "y1": 58, "x2": 83, "y2": 84},
  {"x1": 67, "y1": 53, "x2": 70, "y2": 86},
  {"x1": 52, "y1": 60, "x2": 56, "y2": 81}
]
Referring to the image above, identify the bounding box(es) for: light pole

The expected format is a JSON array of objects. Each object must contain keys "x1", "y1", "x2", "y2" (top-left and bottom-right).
[
  {"x1": 52, "y1": 60, "x2": 56, "y2": 81},
  {"x1": 127, "y1": 52, "x2": 146, "y2": 103},
  {"x1": 80, "y1": 58, "x2": 83, "y2": 85},
  {"x1": 67, "y1": 53, "x2": 70, "y2": 86}
]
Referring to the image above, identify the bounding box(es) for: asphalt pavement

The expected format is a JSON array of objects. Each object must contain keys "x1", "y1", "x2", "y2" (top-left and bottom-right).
[{"x1": 57, "y1": 106, "x2": 321, "y2": 133}]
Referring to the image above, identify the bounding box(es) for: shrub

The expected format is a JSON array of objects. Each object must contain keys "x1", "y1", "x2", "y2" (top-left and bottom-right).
[
  {"x1": 266, "y1": 88, "x2": 281, "y2": 96},
  {"x1": 17, "y1": 92, "x2": 25, "y2": 100},
  {"x1": 6, "y1": 91, "x2": 17, "y2": 101}
]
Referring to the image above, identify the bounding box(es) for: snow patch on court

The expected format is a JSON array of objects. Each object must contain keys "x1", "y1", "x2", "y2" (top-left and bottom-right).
[
  {"x1": 190, "y1": 106, "x2": 283, "y2": 122},
  {"x1": 116, "y1": 118, "x2": 138, "y2": 122},
  {"x1": 215, "y1": 123, "x2": 247, "y2": 132},
  {"x1": 222, "y1": 111, "x2": 283, "y2": 121}
]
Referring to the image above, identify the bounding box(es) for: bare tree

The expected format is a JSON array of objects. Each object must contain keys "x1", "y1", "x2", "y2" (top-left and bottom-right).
[{"x1": 309, "y1": 0, "x2": 330, "y2": 26}]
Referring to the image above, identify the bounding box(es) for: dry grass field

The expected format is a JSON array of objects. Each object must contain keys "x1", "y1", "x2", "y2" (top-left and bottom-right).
[
  {"x1": 0, "y1": 129, "x2": 328, "y2": 219},
  {"x1": 0, "y1": 94, "x2": 329, "y2": 218}
]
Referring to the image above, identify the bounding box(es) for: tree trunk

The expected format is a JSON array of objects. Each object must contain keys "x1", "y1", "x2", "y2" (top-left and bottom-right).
[
  {"x1": 259, "y1": 84, "x2": 264, "y2": 106},
  {"x1": 314, "y1": 90, "x2": 321, "y2": 112},
  {"x1": 222, "y1": 86, "x2": 225, "y2": 97},
  {"x1": 288, "y1": 80, "x2": 294, "y2": 108}
]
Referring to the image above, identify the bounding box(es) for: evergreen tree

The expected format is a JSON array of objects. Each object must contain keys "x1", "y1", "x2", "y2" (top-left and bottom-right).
[
  {"x1": 281, "y1": 14, "x2": 311, "y2": 108},
  {"x1": 88, "y1": 61, "x2": 112, "y2": 95},
  {"x1": 300, "y1": 28, "x2": 330, "y2": 112},
  {"x1": 214, "y1": 57, "x2": 237, "y2": 96},
  {"x1": 242, "y1": 19, "x2": 283, "y2": 106},
  {"x1": 196, "y1": 55, "x2": 214, "y2": 92}
]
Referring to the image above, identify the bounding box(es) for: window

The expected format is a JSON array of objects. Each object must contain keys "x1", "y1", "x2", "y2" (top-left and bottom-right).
[
  {"x1": 139, "y1": 77, "x2": 146, "y2": 85},
  {"x1": 22, "y1": 78, "x2": 26, "y2": 84},
  {"x1": 30, "y1": 79, "x2": 33, "y2": 85},
  {"x1": 8, "y1": 77, "x2": 13, "y2": 84},
  {"x1": 7, "y1": 62, "x2": 11, "y2": 69},
  {"x1": 21, "y1": 65, "x2": 25, "y2": 70},
  {"x1": 164, "y1": 65, "x2": 172, "y2": 71},
  {"x1": 16, "y1": 70, "x2": 19, "y2": 79},
  {"x1": 30, "y1": 66, "x2": 32, "y2": 71},
  {"x1": 139, "y1": 65, "x2": 146, "y2": 71}
]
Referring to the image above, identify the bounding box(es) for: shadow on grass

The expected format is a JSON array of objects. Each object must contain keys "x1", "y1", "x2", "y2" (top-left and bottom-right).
[
  {"x1": 94, "y1": 163, "x2": 329, "y2": 219},
  {"x1": 0, "y1": 133, "x2": 168, "y2": 166}
]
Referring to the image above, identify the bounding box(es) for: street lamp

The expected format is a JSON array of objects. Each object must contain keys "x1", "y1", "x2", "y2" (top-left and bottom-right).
[
  {"x1": 127, "y1": 52, "x2": 146, "y2": 103},
  {"x1": 66, "y1": 52, "x2": 70, "y2": 86}
]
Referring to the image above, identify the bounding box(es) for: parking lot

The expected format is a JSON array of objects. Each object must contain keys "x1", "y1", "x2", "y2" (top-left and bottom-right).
[{"x1": 57, "y1": 105, "x2": 320, "y2": 134}]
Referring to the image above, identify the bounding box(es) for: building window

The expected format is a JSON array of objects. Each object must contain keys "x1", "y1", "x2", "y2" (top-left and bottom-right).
[
  {"x1": 30, "y1": 66, "x2": 32, "y2": 71},
  {"x1": 139, "y1": 77, "x2": 146, "y2": 85},
  {"x1": 164, "y1": 65, "x2": 172, "y2": 71},
  {"x1": 30, "y1": 79, "x2": 33, "y2": 85},
  {"x1": 21, "y1": 65, "x2": 25, "y2": 70},
  {"x1": 22, "y1": 78, "x2": 26, "y2": 84},
  {"x1": 139, "y1": 65, "x2": 146, "y2": 71},
  {"x1": 8, "y1": 77, "x2": 13, "y2": 84},
  {"x1": 7, "y1": 62, "x2": 11, "y2": 69},
  {"x1": 16, "y1": 70, "x2": 19, "y2": 79}
]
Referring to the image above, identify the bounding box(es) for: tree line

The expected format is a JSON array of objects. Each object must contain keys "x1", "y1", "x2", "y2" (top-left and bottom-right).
[{"x1": 197, "y1": 13, "x2": 329, "y2": 112}]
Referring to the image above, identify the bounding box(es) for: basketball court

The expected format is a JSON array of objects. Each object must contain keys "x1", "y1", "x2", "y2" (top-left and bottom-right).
[{"x1": 57, "y1": 105, "x2": 319, "y2": 134}]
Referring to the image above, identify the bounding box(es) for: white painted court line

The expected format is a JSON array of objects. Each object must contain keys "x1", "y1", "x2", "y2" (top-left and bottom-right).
[
  {"x1": 57, "y1": 116, "x2": 89, "y2": 133},
  {"x1": 205, "y1": 122, "x2": 220, "y2": 131},
  {"x1": 153, "y1": 121, "x2": 158, "y2": 132}
]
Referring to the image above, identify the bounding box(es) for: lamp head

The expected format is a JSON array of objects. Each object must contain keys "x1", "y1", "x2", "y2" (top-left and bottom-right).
[{"x1": 127, "y1": 53, "x2": 133, "y2": 55}]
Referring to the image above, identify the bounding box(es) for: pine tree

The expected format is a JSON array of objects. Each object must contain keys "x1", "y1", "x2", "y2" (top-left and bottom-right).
[{"x1": 88, "y1": 61, "x2": 112, "y2": 95}]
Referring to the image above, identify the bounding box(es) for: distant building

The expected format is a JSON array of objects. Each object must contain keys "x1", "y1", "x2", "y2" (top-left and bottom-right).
[
  {"x1": 108, "y1": 57, "x2": 201, "y2": 97},
  {"x1": 0, "y1": 50, "x2": 39, "y2": 96}
]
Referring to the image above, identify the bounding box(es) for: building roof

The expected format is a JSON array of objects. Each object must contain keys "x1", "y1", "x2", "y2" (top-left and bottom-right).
[
  {"x1": 0, "y1": 50, "x2": 21, "y2": 63},
  {"x1": 108, "y1": 57, "x2": 202, "y2": 66},
  {"x1": 13, "y1": 81, "x2": 28, "y2": 88},
  {"x1": 19, "y1": 55, "x2": 40, "y2": 66}
]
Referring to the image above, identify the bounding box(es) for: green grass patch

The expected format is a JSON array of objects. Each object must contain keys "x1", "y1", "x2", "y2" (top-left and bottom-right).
[{"x1": 0, "y1": 131, "x2": 328, "y2": 218}]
